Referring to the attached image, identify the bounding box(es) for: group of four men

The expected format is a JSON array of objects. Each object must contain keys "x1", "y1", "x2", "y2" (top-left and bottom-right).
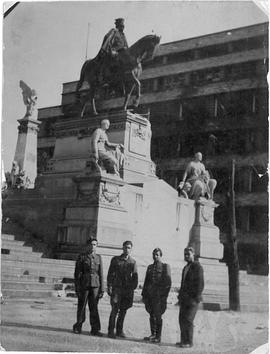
[{"x1": 73, "y1": 238, "x2": 204, "y2": 348}]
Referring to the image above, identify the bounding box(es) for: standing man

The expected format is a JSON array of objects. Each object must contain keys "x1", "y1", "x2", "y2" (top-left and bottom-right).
[
  {"x1": 142, "y1": 248, "x2": 171, "y2": 343},
  {"x1": 177, "y1": 247, "x2": 204, "y2": 348},
  {"x1": 73, "y1": 238, "x2": 104, "y2": 336},
  {"x1": 107, "y1": 240, "x2": 138, "y2": 338}
]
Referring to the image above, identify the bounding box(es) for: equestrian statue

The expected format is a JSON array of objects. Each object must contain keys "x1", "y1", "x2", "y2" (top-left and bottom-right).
[{"x1": 76, "y1": 18, "x2": 160, "y2": 116}]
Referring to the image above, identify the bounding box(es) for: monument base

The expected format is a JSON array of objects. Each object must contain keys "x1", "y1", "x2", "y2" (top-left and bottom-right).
[
  {"x1": 189, "y1": 198, "x2": 223, "y2": 260},
  {"x1": 57, "y1": 172, "x2": 132, "y2": 254}
]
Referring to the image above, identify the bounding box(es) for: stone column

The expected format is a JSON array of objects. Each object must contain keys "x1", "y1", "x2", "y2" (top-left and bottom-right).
[{"x1": 13, "y1": 116, "x2": 40, "y2": 189}]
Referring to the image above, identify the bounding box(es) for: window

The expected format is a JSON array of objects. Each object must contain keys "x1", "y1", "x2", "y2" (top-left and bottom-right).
[
  {"x1": 162, "y1": 56, "x2": 168, "y2": 65},
  {"x1": 249, "y1": 207, "x2": 268, "y2": 233},
  {"x1": 179, "y1": 102, "x2": 183, "y2": 120}
]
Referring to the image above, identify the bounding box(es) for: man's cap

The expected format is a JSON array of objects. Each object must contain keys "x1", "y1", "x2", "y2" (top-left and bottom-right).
[
  {"x1": 184, "y1": 246, "x2": 195, "y2": 254},
  {"x1": 87, "y1": 237, "x2": 97, "y2": 244},
  {"x1": 115, "y1": 18, "x2": 125, "y2": 25}
]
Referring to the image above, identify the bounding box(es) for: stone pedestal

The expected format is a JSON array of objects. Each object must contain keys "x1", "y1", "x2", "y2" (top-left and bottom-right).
[
  {"x1": 48, "y1": 110, "x2": 156, "y2": 183},
  {"x1": 189, "y1": 198, "x2": 223, "y2": 260},
  {"x1": 13, "y1": 116, "x2": 40, "y2": 188},
  {"x1": 57, "y1": 171, "x2": 132, "y2": 252}
]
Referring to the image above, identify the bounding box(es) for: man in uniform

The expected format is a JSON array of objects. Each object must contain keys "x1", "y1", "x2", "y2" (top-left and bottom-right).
[
  {"x1": 97, "y1": 18, "x2": 129, "y2": 83},
  {"x1": 73, "y1": 238, "x2": 104, "y2": 336},
  {"x1": 142, "y1": 248, "x2": 171, "y2": 343},
  {"x1": 99, "y1": 18, "x2": 128, "y2": 58},
  {"x1": 177, "y1": 247, "x2": 204, "y2": 348},
  {"x1": 107, "y1": 240, "x2": 138, "y2": 338}
]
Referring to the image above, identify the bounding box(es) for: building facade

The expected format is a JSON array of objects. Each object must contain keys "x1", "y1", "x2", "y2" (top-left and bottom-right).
[{"x1": 37, "y1": 22, "x2": 268, "y2": 273}]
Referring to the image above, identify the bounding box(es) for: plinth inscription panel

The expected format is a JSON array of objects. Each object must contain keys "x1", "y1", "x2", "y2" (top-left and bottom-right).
[{"x1": 129, "y1": 122, "x2": 147, "y2": 156}]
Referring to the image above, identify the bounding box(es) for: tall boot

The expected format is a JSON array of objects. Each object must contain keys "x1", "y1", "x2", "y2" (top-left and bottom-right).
[
  {"x1": 144, "y1": 317, "x2": 156, "y2": 341},
  {"x1": 152, "y1": 318, "x2": 162, "y2": 343}
]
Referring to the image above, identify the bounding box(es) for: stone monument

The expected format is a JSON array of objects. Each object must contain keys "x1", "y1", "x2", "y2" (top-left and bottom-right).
[
  {"x1": 11, "y1": 81, "x2": 40, "y2": 189},
  {"x1": 3, "y1": 28, "x2": 226, "y2": 301}
]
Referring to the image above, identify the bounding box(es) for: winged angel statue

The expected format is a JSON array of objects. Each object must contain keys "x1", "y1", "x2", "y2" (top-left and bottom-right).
[{"x1": 19, "y1": 80, "x2": 38, "y2": 117}]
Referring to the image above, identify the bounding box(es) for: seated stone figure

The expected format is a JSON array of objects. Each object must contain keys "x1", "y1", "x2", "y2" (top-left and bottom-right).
[
  {"x1": 89, "y1": 119, "x2": 124, "y2": 176},
  {"x1": 178, "y1": 152, "x2": 216, "y2": 200}
]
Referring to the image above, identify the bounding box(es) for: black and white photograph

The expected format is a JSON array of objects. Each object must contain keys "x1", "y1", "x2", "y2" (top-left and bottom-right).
[{"x1": 1, "y1": 1, "x2": 268, "y2": 353}]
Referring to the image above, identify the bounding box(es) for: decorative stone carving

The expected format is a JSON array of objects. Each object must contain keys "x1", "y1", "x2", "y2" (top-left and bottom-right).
[
  {"x1": 132, "y1": 125, "x2": 146, "y2": 140},
  {"x1": 18, "y1": 121, "x2": 39, "y2": 134},
  {"x1": 75, "y1": 178, "x2": 100, "y2": 204},
  {"x1": 99, "y1": 182, "x2": 121, "y2": 206},
  {"x1": 196, "y1": 198, "x2": 216, "y2": 226}
]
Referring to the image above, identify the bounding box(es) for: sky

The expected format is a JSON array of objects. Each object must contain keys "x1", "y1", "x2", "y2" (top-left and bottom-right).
[{"x1": 2, "y1": 1, "x2": 268, "y2": 171}]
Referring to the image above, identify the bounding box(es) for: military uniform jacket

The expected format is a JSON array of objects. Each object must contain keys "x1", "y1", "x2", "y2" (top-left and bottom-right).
[
  {"x1": 74, "y1": 252, "x2": 104, "y2": 293},
  {"x1": 107, "y1": 254, "x2": 138, "y2": 291},
  {"x1": 178, "y1": 261, "x2": 204, "y2": 303},
  {"x1": 100, "y1": 28, "x2": 128, "y2": 54},
  {"x1": 142, "y1": 262, "x2": 172, "y2": 300}
]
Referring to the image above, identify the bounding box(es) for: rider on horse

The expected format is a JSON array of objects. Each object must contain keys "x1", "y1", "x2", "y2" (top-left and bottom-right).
[
  {"x1": 97, "y1": 18, "x2": 128, "y2": 81},
  {"x1": 99, "y1": 18, "x2": 128, "y2": 58}
]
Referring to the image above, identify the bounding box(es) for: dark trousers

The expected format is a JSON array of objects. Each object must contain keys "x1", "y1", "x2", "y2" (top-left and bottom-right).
[
  {"x1": 108, "y1": 289, "x2": 133, "y2": 334},
  {"x1": 145, "y1": 296, "x2": 166, "y2": 338},
  {"x1": 74, "y1": 287, "x2": 101, "y2": 332},
  {"x1": 179, "y1": 300, "x2": 199, "y2": 345}
]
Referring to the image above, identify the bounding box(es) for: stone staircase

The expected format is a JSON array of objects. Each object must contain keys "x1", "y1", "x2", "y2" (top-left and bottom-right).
[
  {"x1": 1, "y1": 233, "x2": 75, "y2": 299},
  {"x1": 1, "y1": 233, "x2": 268, "y2": 312}
]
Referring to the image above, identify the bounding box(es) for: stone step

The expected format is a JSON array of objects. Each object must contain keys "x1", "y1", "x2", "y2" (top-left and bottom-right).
[
  {"x1": 239, "y1": 273, "x2": 268, "y2": 286},
  {"x1": 1, "y1": 252, "x2": 43, "y2": 262},
  {"x1": 1, "y1": 239, "x2": 25, "y2": 247},
  {"x1": 1, "y1": 273, "x2": 64, "y2": 284},
  {"x1": 1, "y1": 281, "x2": 56, "y2": 291},
  {"x1": 2, "y1": 257, "x2": 75, "y2": 269},
  {"x1": 1, "y1": 234, "x2": 15, "y2": 241},
  {"x1": 203, "y1": 291, "x2": 267, "y2": 303},
  {"x1": 1, "y1": 263, "x2": 74, "y2": 279},
  {"x1": 240, "y1": 303, "x2": 269, "y2": 313},
  {"x1": 2, "y1": 289, "x2": 55, "y2": 299},
  {"x1": 2, "y1": 252, "x2": 75, "y2": 267},
  {"x1": 1, "y1": 240, "x2": 33, "y2": 252},
  {"x1": 39, "y1": 258, "x2": 75, "y2": 267}
]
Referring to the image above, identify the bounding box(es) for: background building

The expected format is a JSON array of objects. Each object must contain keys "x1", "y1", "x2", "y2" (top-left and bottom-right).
[{"x1": 37, "y1": 22, "x2": 268, "y2": 274}]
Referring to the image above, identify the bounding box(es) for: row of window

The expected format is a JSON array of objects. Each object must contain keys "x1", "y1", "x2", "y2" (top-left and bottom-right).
[
  {"x1": 141, "y1": 60, "x2": 267, "y2": 94},
  {"x1": 77, "y1": 58, "x2": 267, "y2": 104},
  {"x1": 146, "y1": 89, "x2": 268, "y2": 128},
  {"x1": 151, "y1": 127, "x2": 268, "y2": 160},
  {"x1": 146, "y1": 35, "x2": 268, "y2": 67}
]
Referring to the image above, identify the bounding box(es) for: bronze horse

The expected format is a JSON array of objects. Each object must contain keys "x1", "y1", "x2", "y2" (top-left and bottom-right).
[{"x1": 76, "y1": 34, "x2": 161, "y2": 116}]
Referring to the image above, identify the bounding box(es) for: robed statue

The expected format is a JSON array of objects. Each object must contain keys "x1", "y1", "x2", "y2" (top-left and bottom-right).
[
  {"x1": 89, "y1": 119, "x2": 124, "y2": 176},
  {"x1": 76, "y1": 18, "x2": 160, "y2": 116},
  {"x1": 178, "y1": 152, "x2": 217, "y2": 200}
]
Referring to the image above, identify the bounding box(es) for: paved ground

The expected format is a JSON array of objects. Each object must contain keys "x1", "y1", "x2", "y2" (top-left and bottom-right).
[{"x1": 0, "y1": 296, "x2": 268, "y2": 353}]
